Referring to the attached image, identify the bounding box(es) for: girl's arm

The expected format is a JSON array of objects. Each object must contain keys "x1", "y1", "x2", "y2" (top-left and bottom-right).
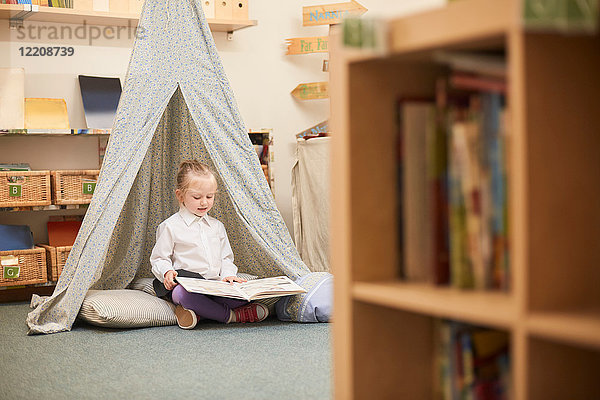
[
  {"x1": 150, "y1": 223, "x2": 176, "y2": 286},
  {"x1": 218, "y1": 222, "x2": 238, "y2": 280}
]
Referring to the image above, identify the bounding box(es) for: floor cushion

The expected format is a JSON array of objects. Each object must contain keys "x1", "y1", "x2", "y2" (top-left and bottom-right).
[
  {"x1": 79, "y1": 273, "x2": 283, "y2": 329},
  {"x1": 78, "y1": 289, "x2": 176, "y2": 328}
]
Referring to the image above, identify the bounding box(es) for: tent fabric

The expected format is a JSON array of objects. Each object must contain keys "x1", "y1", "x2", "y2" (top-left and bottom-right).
[
  {"x1": 27, "y1": 0, "x2": 331, "y2": 335},
  {"x1": 291, "y1": 137, "x2": 331, "y2": 273},
  {"x1": 276, "y1": 271, "x2": 333, "y2": 322}
]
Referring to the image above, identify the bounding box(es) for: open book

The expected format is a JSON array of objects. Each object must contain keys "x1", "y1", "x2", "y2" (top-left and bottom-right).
[{"x1": 175, "y1": 275, "x2": 307, "y2": 301}]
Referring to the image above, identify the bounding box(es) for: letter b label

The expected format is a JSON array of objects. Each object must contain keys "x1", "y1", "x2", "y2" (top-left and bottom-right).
[{"x1": 8, "y1": 184, "x2": 21, "y2": 197}]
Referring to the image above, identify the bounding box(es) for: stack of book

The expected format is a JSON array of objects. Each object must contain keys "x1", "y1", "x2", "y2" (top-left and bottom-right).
[
  {"x1": 398, "y1": 51, "x2": 509, "y2": 291},
  {"x1": 0, "y1": 163, "x2": 31, "y2": 171}
]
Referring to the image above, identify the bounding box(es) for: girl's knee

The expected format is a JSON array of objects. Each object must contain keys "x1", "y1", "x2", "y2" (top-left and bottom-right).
[{"x1": 171, "y1": 284, "x2": 186, "y2": 304}]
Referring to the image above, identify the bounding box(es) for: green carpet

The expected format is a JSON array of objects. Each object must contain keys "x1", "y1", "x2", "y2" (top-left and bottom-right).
[{"x1": 0, "y1": 302, "x2": 331, "y2": 400}]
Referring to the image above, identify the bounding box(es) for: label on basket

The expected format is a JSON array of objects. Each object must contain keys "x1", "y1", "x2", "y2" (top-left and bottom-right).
[
  {"x1": 8, "y1": 183, "x2": 22, "y2": 197},
  {"x1": 82, "y1": 179, "x2": 97, "y2": 195},
  {"x1": 1, "y1": 256, "x2": 20, "y2": 279}
]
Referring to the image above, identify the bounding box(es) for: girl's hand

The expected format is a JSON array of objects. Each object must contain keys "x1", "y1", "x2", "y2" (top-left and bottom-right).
[
  {"x1": 222, "y1": 276, "x2": 246, "y2": 284},
  {"x1": 164, "y1": 270, "x2": 178, "y2": 290}
]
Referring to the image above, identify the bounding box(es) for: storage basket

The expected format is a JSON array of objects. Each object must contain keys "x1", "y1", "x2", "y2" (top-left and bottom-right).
[
  {"x1": 39, "y1": 244, "x2": 72, "y2": 281},
  {"x1": 0, "y1": 171, "x2": 51, "y2": 207},
  {"x1": 51, "y1": 170, "x2": 100, "y2": 205},
  {"x1": 0, "y1": 247, "x2": 47, "y2": 287}
]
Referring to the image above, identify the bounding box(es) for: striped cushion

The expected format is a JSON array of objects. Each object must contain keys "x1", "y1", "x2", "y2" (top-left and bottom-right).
[
  {"x1": 79, "y1": 289, "x2": 177, "y2": 328},
  {"x1": 128, "y1": 277, "x2": 156, "y2": 295}
]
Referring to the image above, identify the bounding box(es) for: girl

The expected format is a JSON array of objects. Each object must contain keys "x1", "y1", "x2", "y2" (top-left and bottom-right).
[{"x1": 150, "y1": 160, "x2": 268, "y2": 329}]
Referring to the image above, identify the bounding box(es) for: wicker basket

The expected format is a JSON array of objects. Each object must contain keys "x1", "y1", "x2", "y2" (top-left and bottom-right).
[
  {"x1": 0, "y1": 247, "x2": 47, "y2": 287},
  {"x1": 39, "y1": 244, "x2": 72, "y2": 281},
  {"x1": 0, "y1": 171, "x2": 51, "y2": 207},
  {"x1": 51, "y1": 170, "x2": 100, "y2": 205}
]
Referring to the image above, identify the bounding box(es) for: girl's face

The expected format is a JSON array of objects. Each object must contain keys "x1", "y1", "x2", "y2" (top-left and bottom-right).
[{"x1": 176, "y1": 175, "x2": 217, "y2": 217}]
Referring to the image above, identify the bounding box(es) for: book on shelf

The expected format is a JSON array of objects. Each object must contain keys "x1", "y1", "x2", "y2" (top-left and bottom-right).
[
  {"x1": 450, "y1": 72, "x2": 507, "y2": 94},
  {"x1": 0, "y1": 224, "x2": 34, "y2": 251},
  {"x1": 446, "y1": 87, "x2": 509, "y2": 290},
  {"x1": 24, "y1": 98, "x2": 70, "y2": 130},
  {"x1": 435, "y1": 320, "x2": 510, "y2": 400},
  {"x1": 398, "y1": 99, "x2": 435, "y2": 282},
  {"x1": 48, "y1": 0, "x2": 73, "y2": 7},
  {"x1": 397, "y1": 94, "x2": 451, "y2": 285},
  {"x1": 0, "y1": 68, "x2": 25, "y2": 130},
  {"x1": 433, "y1": 50, "x2": 506, "y2": 79},
  {"x1": 0, "y1": 163, "x2": 31, "y2": 171},
  {"x1": 397, "y1": 62, "x2": 509, "y2": 290},
  {"x1": 430, "y1": 83, "x2": 452, "y2": 286},
  {"x1": 10, "y1": 0, "x2": 74, "y2": 7},
  {"x1": 47, "y1": 217, "x2": 83, "y2": 247},
  {"x1": 78, "y1": 75, "x2": 122, "y2": 130},
  {"x1": 175, "y1": 275, "x2": 307, "y2": 301}
]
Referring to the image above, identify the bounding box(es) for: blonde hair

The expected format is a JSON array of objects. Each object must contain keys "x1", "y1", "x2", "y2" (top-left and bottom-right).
[{"x1": 176, "y1": 160, "x2": 217, "y2": 193}]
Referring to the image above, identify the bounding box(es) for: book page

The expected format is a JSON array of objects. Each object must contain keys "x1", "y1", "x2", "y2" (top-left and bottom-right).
[
  {"x1": 175, "y1": 277, "x2": 248, "y2": 300},
  {"x1": 175, "y1": 276, "x2": 306, "y2": 301},
  {"x1": 238, "y1": 276, "x2": 306, "y2": 300}
]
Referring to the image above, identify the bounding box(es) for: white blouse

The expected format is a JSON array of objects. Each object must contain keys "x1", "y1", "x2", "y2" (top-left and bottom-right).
[{"x1": 150, "y1": 207, "x2": 238, "y2": 282}]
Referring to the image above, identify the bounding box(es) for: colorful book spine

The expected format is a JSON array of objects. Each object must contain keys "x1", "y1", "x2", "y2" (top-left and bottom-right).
[
  {"x1": 482, "y1": 93, "x2": 509, "y2": 290},
  {"x1": 429, "y1": 78, "x2": 451, "y2": 285},
  {"x1": 398, "y1": 57, "x2": 509, "y2": 290},
  {"x1": 435, "y1": 320, "x2": 510, "y2": 400}
]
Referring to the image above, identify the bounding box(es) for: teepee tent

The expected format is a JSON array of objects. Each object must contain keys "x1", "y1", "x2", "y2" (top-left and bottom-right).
[{"x1": 27, "y1": 0, "x2": 332, "y2": 335}]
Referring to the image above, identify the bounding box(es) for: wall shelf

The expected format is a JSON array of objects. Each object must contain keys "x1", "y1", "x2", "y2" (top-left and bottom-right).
[{"x1": 1, "y1": 129, "x2": 110, "y2": 136}]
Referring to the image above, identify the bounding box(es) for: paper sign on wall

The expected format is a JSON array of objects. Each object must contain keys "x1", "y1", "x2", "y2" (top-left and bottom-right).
[
  {"x1": 286, "y1": 36, "x2": 329, "y2": 55},
  {"x1": 302, "y1": 0, "x2": 367, "y2": 26},
  {"x1": 291, "y1": 82, "x2": 329, "y2": 100}
]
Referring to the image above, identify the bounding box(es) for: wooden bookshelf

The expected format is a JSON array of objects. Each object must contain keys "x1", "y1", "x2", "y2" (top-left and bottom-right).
[
  {"x1": 330, "y1": 0, "x2": 600, "y2": 399},
  {"x1": 0, "y1": 4, "x2": 257, "y2": 31},
  {"x1": 527, "y1": 311, "x2": 600, "y2": 350},
  {"x1": 353, "y1": 282, "x2": 516, "y2": 329}
]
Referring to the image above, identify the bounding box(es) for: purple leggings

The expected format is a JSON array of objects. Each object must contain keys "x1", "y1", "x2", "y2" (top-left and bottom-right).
[{"x1": 171, "y1": 284, "x2": 249, "y2": 323}]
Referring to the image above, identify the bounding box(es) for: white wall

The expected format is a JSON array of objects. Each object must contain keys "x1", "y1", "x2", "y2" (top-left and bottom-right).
[{"x1": 0, "y1": 0, "x2": 444, "y2": 235}]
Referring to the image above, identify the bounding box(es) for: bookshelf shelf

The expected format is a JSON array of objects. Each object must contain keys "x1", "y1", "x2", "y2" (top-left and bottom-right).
[
  {"x1": 330, "y1": 0, "x2": 600, "y2": 398},
  {"x1": 388, "y1": 0, "x2": 512, "y2": 55},
  {"x1": 0, "y1": 4, "x2": 21, "y2": 18},
  {"x1": 527, "y1": 310, "x2": 600, "y2": 351},
  {"x1": 206, "y1": 18, "x2": 257, "y2": 33},
  {"x1": 353, "y1": 282, "x2": 516, "y2": 329},
  {"x1": 0, "y1": 281, "x2": 56, "y2": 303},
  {"x1": 0, "y1": 4, "x2": 257, "y2": 32},
  {"x1": 0, "y1": 129, "x2": 110, "y2": 136},
  {"x1": 0, "y1": 204, "x2": 87, "y2": 212}
]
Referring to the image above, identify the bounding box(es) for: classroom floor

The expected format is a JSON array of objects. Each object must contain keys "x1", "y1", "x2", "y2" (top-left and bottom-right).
[{"x1": 0, "y1": 302, "x2": 332, "y2": 400}]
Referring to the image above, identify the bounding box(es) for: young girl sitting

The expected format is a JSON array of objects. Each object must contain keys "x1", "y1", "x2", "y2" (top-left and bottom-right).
[{"x1": 150, "y1": 160, "x2": 268, "y2": 329}]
